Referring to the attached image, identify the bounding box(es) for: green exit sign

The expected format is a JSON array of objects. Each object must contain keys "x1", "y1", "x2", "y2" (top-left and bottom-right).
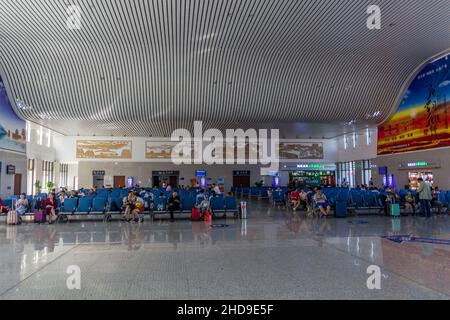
[{"x1": 407, "y1": 162, "x2": 428, "y2": 167}]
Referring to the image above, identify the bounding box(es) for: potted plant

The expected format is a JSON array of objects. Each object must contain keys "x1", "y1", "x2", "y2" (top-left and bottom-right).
[
  {"x1": 46, "y1": 181, "x2": 54, "y2": 192},
  {"x1": 34, "y1": 180, "x2": 42, "y2": 194}
]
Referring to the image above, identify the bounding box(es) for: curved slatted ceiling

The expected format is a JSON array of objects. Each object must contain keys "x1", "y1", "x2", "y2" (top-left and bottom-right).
[{"x1": 0, "y1": 0, "x2": 449, "y2": 137}]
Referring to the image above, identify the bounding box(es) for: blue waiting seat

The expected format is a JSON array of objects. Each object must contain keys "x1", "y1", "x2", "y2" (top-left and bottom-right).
[
  {"x1": 224, "y1": 196, "x2": 239, "y2": 217},
  {"x1": 108, "y1": 197, "x2": 123, "y2": 213},
  {"x1": 60, "y1": 198, "x2": 78, "y2": 215},
  {"x1": 250, "y1": 187, "x2": 259, "y2": 198},
  {"x1": 181, "y1": 197, "x2": 194, "y2": 212},
  {"x1": 210, "y1": 197, "x2": 225, "y2": 215},
  {"x1": 154, "y1": 197, "x2": 167, "y2": 212},
  {"x1": 91, "y1": 197, "x2": 107, "y2": 214},
  {"x1": 260, "y1": 188, "x2": 269, "y2": 200},
  {"x1": 76, "y1": 197, "x2": 92, "y2": 214}
]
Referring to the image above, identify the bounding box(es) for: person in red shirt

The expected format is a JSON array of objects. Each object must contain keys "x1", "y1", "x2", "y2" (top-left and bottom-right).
[
  {"x1": 290, "y1": 189, "x2": 300, "y2": 211},
  {"x1": 45, "y1": 193, "x2": 57, "y2": 224},
  {"x1": 0, "y1": 198, "x2": 9, "y2": 214}
]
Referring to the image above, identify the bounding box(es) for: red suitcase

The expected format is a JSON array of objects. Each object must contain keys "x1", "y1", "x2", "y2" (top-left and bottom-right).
[
  {"x1": 191, "y1": 208, "x2": 201, "y2": 221},
  {"x1": 34, "y1": 209, "x2": 46, "y2": 223}
]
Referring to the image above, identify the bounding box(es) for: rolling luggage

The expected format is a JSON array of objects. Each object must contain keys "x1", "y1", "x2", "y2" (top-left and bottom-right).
[
  {"x1": 6, "y1": 210, "x2": 20, "y2": 225},
  {"x1": 390, "y1": 203, "x2": 400, "y2": 217},
  {"x1": 34, "y1": 209, "x2": 46, "y2": 223},
  {"x1": 191, "y1": 207, "x2": 201, "y2": 221},
  {"x1": 335, "y1": 201, "x2": 348, "y2": 218},
  {"x1": 204, "y1": 211, "x2": 212, "y2": 222}
]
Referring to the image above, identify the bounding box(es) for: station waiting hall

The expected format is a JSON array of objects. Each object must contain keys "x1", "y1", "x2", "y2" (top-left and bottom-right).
[{"x1": 0, "y1": 0, "x2": 449, "y2": 301}]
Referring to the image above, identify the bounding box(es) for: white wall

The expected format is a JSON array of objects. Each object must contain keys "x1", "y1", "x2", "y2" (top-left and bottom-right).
[
  {"x1": 372, "y1": 147, "x2": 450, "y2": 189},
  {"x1": 337, "y1": 127, "x2": 377, "y2": 162},
  {"x1": 53, "y1": 136, "x2": 338, "y2": 163},
  {"x1": 52, "y1": 135, "x2": 338, "y2": 190},
  {"x1": 77, "y1": 162, "x2": 265, "y2": 191},
  {"x1": 0, "y1": 150, "x2": 27, "y2": 198}
]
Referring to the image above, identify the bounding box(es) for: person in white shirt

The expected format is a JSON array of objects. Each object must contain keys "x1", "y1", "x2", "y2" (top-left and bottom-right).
[{"x1": 213, "y1": 184, "x2": 221, "y2": 194}]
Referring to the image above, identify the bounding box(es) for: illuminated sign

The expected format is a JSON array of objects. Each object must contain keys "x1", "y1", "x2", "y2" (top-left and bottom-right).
[
  {"x1": 407, "y1": 162, "x2": 428, "y2": 167},
  {"x1": 297, "y1": 164, "x2": 325, "y2": 169}
]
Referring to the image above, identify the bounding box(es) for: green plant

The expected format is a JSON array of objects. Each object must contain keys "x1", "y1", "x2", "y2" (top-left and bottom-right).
[
  {"x1": 34, "y1": 180, "x2": 42, "y2": 194},
  {"x1": 46, "y1": 181, "x2": 54, "y2": 191}
]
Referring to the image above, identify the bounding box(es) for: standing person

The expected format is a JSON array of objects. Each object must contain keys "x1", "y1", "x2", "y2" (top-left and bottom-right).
[
  {"x1": 45, "y1": 193, "x2": 57, "y2": 224},
  {"x1": 417, "y1": 177, "x2": 432, "y2": 218},
  {"x1": 168, "y1": 191, "x2": 180, "y2": 222}
]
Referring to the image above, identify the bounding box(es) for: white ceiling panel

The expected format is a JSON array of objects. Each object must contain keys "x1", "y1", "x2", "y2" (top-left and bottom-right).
[{"x1": 0, "y1": 0, "x2": 449, "y2": 137}]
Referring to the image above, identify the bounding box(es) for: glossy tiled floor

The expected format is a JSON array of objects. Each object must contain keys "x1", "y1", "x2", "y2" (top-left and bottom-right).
[{"x1": 1, "y1": 201, "x2": 449, "y2": 300}]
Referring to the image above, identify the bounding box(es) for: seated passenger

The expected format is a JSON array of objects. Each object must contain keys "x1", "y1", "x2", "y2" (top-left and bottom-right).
[
  {"x1": 313, "y1": 187, "x2": 330, "y2": 217},
  {"x1": 290, "y1": 189, "x2": 300, "y2": 211},
  {"x1": 123, "y1": 191, "x2": 136, "y2": 221},
  {"x1": 0, "y1": 197, "x2": 9, "y2": 214},
  {"x1": 196, "y1": 189, "x2": 205, "y2": 204},
  {"x1": 59, "y1": 191, "x2": 67, "y2": 206},
  {"x1": 130, "y1": 192, "x2": 145, "y2": 222},
  {"x1": 298, "y1": 190, "x2": 309, "y2": 210},
  {"x1": 404, "y1": 191, "x2": 416, "y2": 216},
  {"x1": 45, "y1": 193, "x2": 57, "y2": 224},
  {"x1": 143, "y1": 191, "x2": 154, "y2": 210},
  {"x1": 15, "y1": 193, "x2": 29, "y2": 218},
  {"x1": 199, "y1": 196, "x2": 210, "y2": 216},
  {"x1": 431, "y1": 187, "x2": 443, "y2": 214},
  {"x1": 208, "y1": 190, "x2": 217, "y2": 203},
  {"x1": 168, "y1": 191, "x2": 180, "y2": 222},
  {"x1": 68, "y1": 190, "x2": 77, "y2": 199}
]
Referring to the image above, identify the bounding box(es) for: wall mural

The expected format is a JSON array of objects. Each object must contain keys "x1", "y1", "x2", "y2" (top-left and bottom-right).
[
  {"x1": 378, "y1": 55, "x2": 450, "y2": 155},
  {"x1": 278, "y1": 142, "x2": 323, "y2": 160},
  {"x1": 76, "y1": 140, "x2": 132, "y2": 159},
  {"x1": 145, "y1": 141, "x2": 177, "y2": 159},
  {"x1": 0, "y1": 77, "x2": 26, "y2": 153}
]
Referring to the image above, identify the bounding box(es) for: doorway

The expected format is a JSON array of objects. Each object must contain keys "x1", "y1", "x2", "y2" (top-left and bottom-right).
[
  {"x1": 233, "y1": 176, "x2": 250, "y2": 187},
  {"x1": 114, "y1": 175, "x2": 125, "y2": 188},
  {"x1": 169, "y1": 175, "x2": 179, "y2": 188},
  {"x1": 14, "y1": 173, "x2": 22, "y2": 195},
  {"x1": 93, "y1": 175, "x2": 105, "y2": 189}
]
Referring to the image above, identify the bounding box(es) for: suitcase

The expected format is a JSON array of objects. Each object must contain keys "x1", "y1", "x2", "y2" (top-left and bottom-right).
[
  {"x1": 191, "y1": 208, "x2": 201, "y2": 221},
  {"x1": 204, "y1": 211, "x2": 212, "y2": 222},
  {"x1": 34, "y1": 209, "x2": 46, "y2": 223},
  {"x1": 335, "y1": 201, "x2": 348, "y2": 218},
  {"x1": 6, "y1": 210, "x2": 20, "y2": 225},
  {"x1": 390, "y1": 203, "x2": 400, "y2": 217}
]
